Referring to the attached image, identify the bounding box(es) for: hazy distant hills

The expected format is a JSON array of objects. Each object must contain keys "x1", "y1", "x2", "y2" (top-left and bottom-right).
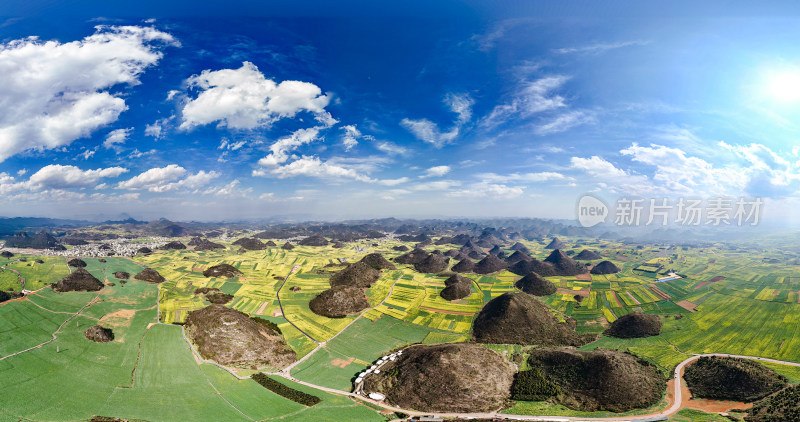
[{"x1": 0, "y1": 217, "x2": 93, "y2": 236}]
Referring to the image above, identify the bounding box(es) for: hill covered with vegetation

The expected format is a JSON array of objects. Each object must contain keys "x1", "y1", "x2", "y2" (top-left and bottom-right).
[
  {"x1": 519, "y1": 348, "x2": 665, "y2": 412},
  {"x1": 684, "y1": 356, "x2": 788, "y2": 402},
  {"x1": 362, "y1": 343, "x2": 515, "y2": 412},
  {"x1": 472, "y1": 292, "x2": 585, "y2": 346}
]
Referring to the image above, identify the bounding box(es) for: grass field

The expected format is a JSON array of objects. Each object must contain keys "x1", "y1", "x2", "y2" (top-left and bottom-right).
[
  {"x1": 291, "y1": 316, "x2": 433, "y2": 390},
  {"x1": 102, "y1": 324, "x2": 383, "y2": 421},
  {"x1": 668, "y1": 409, "x2": 734, "y2": 421},
  {"x1": 5, "y1": 234, "x2": 800, "y2": 420},
  {"x1": 1, "y1": 255, "x2": 69, "y2": 291},
  {"x1": 0, "y1": 253, "x2": 385, "y2": 422}
]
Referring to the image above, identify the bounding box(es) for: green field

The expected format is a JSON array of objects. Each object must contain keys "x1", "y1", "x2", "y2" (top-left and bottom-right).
[
  {"x1": 0, "y1": 253, "x2": 384, "y2": 422},
  {"x1": 1, "y1": 255, "x2": 69, "y2": 291},
  {"x1": 4, "y1": 232, "x2": 800, "y2": 420},
  {"x1": 291, "y1": 316, "x2": 434, "y2": 390}
]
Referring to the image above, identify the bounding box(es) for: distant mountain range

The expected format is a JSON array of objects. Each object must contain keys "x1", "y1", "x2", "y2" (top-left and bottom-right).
[{"x1": 0, "y1": 217, "x2": 93, "y2": 237}]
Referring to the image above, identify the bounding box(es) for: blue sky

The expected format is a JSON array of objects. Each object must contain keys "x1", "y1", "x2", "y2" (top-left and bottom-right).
[{"x1": 2, "y1": 1, "x2": 800, "y2": 222}]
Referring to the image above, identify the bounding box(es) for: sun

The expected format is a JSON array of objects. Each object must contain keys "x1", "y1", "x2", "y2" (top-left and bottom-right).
[{"x1": 768, "y1": 71, "x2": 800, "y2": 102}]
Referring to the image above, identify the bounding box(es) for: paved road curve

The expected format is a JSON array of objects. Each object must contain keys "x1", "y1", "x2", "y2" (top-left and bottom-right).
[{"x1": 275, "y1": 352, "x2": 800, "y2": 422}]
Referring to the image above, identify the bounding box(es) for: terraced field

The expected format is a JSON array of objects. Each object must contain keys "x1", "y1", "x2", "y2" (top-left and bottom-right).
[
  {"x1": 4, "y1": 233, "x2": 800, "y2": 421},
  {"x1": 0, "y1": 254, "x2": 383, "y2": 422},
  {"x1": 0, "y1": 255, "x2": 69, "y2": 291}
]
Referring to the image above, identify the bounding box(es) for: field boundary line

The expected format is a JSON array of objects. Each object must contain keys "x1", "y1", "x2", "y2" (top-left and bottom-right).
[
  {"x1": 271, "y1": 352, "x2": 800, "y2": 422},
  {"x1": 275, "y1": 271, "x2": 320, "y2": 344},
  {"x1": 279, "y1": 273, "x2": 404, "y2": 376},
  {"x1": 0, "y1": 292, "x2": 101, "y2": 362}
]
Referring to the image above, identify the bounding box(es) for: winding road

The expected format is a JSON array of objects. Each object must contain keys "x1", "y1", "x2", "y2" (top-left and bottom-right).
[
  {"x1": 3, "y1": 253, "x2": 798, "y2": 421},
  {"x1": 272, "y1": 352, "x2": 800, "y2": 422},
  {"x1": 260, "y1": 256, "x2": 800, "y2": 421}
]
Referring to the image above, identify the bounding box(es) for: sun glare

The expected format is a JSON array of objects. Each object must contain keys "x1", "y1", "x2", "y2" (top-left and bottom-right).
[{"x1": 769, "y1": 71, "x2": 800, "y2": 102}]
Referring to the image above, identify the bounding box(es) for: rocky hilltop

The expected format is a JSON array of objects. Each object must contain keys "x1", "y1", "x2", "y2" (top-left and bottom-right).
[
  {"x1": 202, "y1": 264, "x2": 242, "y2": 278},
  {"x1": 134, "y1": 268, "x2": 166, "y2": 283},
  {"x1": 330, "y1": 261, "x2": 380, "y2": 288},
  {"x1": 515, "y1": 272, "x2": 556, "y2": 296},
  {"x1": 473, "y1": 292, "x2": 585, "y2": 346},
  {"x1": 543, "y1": 249, "x2": 587, "y2": 276},
  {"x1": 53, "y1": 268, "x2": 104, "y2": 292},
  {"x1": 309, "y1": 286, "x2": 369, "y2": 318},
  {"x1": 684, "y1": 356, "x2": 787, "y2": 402},
  {"x1": 184, "y1": 305, "x2": 296, "y2": 369},
  {"x1": 362, "y1": 343, "x2": 515, "y2": 412},
  {"x1": 520, "y1": 347, "x2": 665, "y2": 412},
  {"x1": 440, "y1": 274, "x2": 473, "y2": 301},
  {"x1": 604, "y1": 312, "x2": 662, "y2": 338}
]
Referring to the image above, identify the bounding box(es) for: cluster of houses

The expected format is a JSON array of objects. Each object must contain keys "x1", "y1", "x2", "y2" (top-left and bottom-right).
[
  {"x1": 0, "y1": 237, "x2": 170, "y2": 258},
  {"x1": 354, "y1": 349, "x2": 404, "y2": 400}
]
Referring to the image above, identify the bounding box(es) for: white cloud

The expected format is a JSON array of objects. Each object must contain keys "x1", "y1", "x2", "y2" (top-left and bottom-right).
[
  {"x1": 377, "y1": 177, "x2": 409, "y2": 186},
  {"x1": 258, "y1": 192, "x2": 304, "y2": 202},
  {"x1": 0, "y1": 25, "x2": 177, "y2": 162},
  {"x1": 481, "y1": 76, "x2": 569, "y2": 128},
  {"x1": 90, "y1": 192, "x2": 141, "y2": 202},
  {"x1": 104, "y1": 127, "x2": 132, "y2": 151},
  {"x1": 218, "y1": 138, "x2": 246, "y2": 151},
  {"x1": 257, "y1": 127, "x2": 322, "y2": 167},
  {"x1": 144, "y1": 121, "x2": 163, "y2": 139},
  {"x1": 401, "y1": 93, "x2": 473, "y2": 148},
  {"x1": 459, "y1": 159, "x2": 483, "y2": 167},
  {"x1": 478, "y1": 171, "x2": 567, "y2": 183},
  {"x1": 326, "y1": 155, "x2": 393, "y2": 174},
  {"x1": 177, "y1": 170, "x2": 220, "y2": 190},
  {"x1": 553, "y1": 40, "x2": 649, "y2": 55},
  {"x1": 127, "y1": 148, "x2": 156, "y2": 159},
  {"x1": 179, "y1": 61, "x2": 332, "y2": 130},
  {"x1": 471, "y1": 19, "x2": 531, "y2": 52},
  {"x1": 117, "y1": 164, "x2": 185, "y2": 190},
  {"x1": 16, "y1": 168, "x2": 26, "y2": 176},
  {"x1": 117, "y1": 164, "x2": 220, "y2": 192},
  {"x1": 257, "y1": 156, "x2": 372, "y2": 182},
  {"x1": 380, "y1": 188, "x2": 412, "y2": 201},
  {"x1": 445, "y1": 93, "x2": 474, "y2": 125},
  {"x1": 4, "y1": 189, "x2": 88, "y2": 202},
  {"x1": 375, "y1": 141, "x2": 409, "y2": 156},
  {"x1": 570, "y1": 156, "x2": 628, "y2": 178},
  {"x1": 27, "y1": 164, "x2": 127, "y2": 190},
  {"x1": 203, "y1": 179, "x2": 252, "y2": 197},
  {"x1": 119, "y1": 192, "x2": 140, "y2": 200},
  {"x1": 0, "y1": 172, "x2": 20, "y2": 195},
  {"x1": 620, "y1": 143, "x2": 740, "y2": 193},
  {"x1": 568, "y1": 142, "x2": 794, "y2": 197},
  {"x1": 448, "y1": 182, "x2": 524, "y2": 199},
  {"x1": 534, "y1": 110, "x2": 595, "y2": 135},
  {"x1": 400, "y1": 118, "x2": 458, "y2": 148},
  {"x1": 411, "y1": 180, "x2": 461, "y2": 191},
  {"x1": 0, "y1": 165, "x2": 127, "y2": 195},
  {"x1": 422, "y1": 165, "x2": 451, "y2": 178},
  {"x1": 80, "y1": 148, "x2": 97, "y2": 160},
  {"x1": 341, "y1": 125, "x2": 361, "y2": 151},
  {"x1": 719, "y1": 142, "x2": 790, "y2": 172}
]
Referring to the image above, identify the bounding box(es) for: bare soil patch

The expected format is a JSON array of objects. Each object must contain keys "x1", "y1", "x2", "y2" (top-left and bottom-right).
[
  {"x1": 99, "y1": 309, "x2": 136, "y2": 328},
  {"x1": 331, "y1": 357, "x2": 355, "y2": 368}
]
